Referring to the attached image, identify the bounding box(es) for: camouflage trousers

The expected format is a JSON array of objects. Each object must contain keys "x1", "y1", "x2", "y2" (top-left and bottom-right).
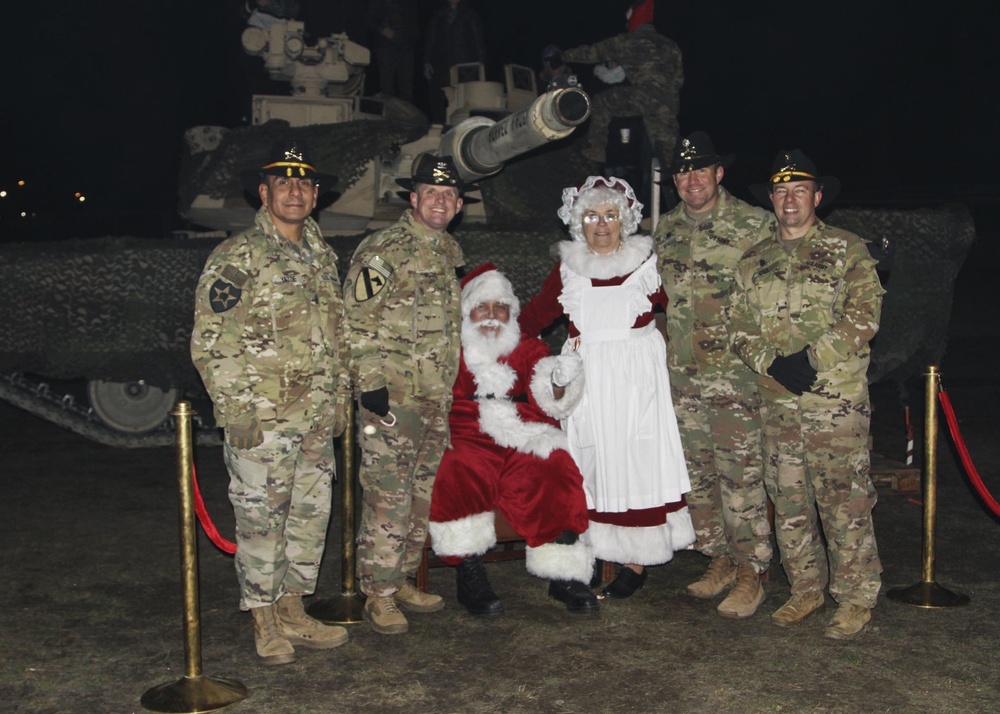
[
  {"x1": 356, "y1": 402, "x2": 449, "y2": 598},
  {"x1": 759, "y1": 398, "x2": 882, "y2": 608},
  {"x1": 224, "y1": 422, "x2": 336, "y2": 611},
  {"x1": 670, "y1": 369, "x2": 772, "y2": 573}
]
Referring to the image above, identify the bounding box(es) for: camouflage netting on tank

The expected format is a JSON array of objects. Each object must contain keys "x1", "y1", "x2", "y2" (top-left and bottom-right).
[
  {"x1": 177, "y1": 106, "x2": 428, "y2": 211},
  {"x1": 0, "y1": 204, "x2": 973, "y2": 394},
  {"x1": 826, "y1": 204, "x2": 975, "y2": 385},
  {"x1": 0, "y1": 237, "x2": 220, "y2": 390}
]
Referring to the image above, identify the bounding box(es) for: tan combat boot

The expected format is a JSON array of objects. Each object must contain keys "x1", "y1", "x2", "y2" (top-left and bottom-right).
[
  {"x1": 717, "y1": 563, "x2": 765, "y2": 619},
  {"x1": 393, "y1": 582, "x2": 445, "y2": 613},
  {"x1": 275, "y1": 595, "x2": 349, "y2": 649},
  {"x1": 824, "y1": 603, "x2": 872, "y2": 640},
  {"x1": 363, "y1": 595, "x2": 409, "y2": 635},
  {"x1": 251, "y1": 604, "x2": 296, "y2": 665},
  {"x1": 686, "y1": 556, "x2": 737, "y2": 599},
  {"x1": 771, "y1": 591, "x2": 826, "y2": 627}
]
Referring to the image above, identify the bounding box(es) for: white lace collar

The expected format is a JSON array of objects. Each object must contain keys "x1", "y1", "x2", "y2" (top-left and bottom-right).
[{"x1": 558, "y1": 234, "x2": 653, "y2": 280}]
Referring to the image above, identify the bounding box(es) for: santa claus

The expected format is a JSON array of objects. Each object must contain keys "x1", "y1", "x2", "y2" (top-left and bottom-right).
[{"x1": 429, "y1": 264, "x2": 598, "y2": 615}]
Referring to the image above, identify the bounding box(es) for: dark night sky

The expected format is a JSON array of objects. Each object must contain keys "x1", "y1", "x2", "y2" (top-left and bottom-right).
[{"x1": 2, "y1": 0, "x2": 998, "y2": 239}]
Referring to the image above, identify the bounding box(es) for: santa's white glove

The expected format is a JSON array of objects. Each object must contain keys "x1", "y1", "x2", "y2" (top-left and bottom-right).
[{"x1": 551, "y1": 353, "x2": 584, "y2": 388}]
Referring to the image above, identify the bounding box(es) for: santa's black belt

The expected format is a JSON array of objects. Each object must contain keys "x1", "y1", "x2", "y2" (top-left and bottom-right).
[{"x1": 472, "y1": 393, "x2": 527, "y2": 403}]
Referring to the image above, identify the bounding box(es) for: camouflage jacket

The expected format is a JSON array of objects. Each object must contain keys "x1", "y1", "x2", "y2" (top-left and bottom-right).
[
  {"x1": 728, "y1": 219, "x2": 885, "y2": 405},
  {"x1": 190, "y1": 207, "x2": 352, "y2": 428},
  {"x1": 562, "y1": 24, "x2": 683, "y2": 112},
  {"x1": 343, "y1": 209, "x2": 464, "y2": 409},
  {"x1": 654, "y1": 187, "x2": 770, "y2": 376}
]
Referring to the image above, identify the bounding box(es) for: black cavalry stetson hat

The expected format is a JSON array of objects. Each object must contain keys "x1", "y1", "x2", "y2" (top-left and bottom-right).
[
  {"x1": 396, "y1": 153, "x2": 478, "y2": 192},
  {"x1": 749, "y1": 148, "x2": 841, "y2": 209},
  {"x1": 667, "y1": 131, "x2": 735, "y2": 175},
  {"x1": 241, "y1": 137, "x2": 337, "y2": 193}
]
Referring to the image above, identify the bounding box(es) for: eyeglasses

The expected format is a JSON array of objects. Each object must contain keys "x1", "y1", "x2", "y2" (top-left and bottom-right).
[{"x1": 582, "y1": 212, "x2": 620, "y2": 224}]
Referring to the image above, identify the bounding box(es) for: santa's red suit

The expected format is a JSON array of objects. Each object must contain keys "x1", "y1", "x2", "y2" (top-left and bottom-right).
[{"x1": 429, "y1": 272, "x2": 594, "y2": 585}]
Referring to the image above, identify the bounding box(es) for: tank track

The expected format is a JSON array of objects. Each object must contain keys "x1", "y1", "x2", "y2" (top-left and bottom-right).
[{"x1": 0, "y1": 372, "x2": 222, "y2": 449}]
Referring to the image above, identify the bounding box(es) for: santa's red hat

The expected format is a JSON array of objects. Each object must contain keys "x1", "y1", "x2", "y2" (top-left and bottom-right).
[{"x1": 460, "y1": 263, "x2": 520, "y2": 318}]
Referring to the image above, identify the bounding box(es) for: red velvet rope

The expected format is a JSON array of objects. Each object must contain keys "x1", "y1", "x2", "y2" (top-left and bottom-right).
[
  {"x1": 938, "y1": 389, "x2": 1000, "y2": 518},
  {"x1": 191, "y1": 462, "x2": 237, "y2": 555}
]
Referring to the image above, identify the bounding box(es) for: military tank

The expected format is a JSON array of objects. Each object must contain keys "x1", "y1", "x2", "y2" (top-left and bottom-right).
[
  {"x1": 178, "y1": 19, "x2": 591, "y2": 236},
  {"x1": 0, "y1": 20, "x2": 594, "y2": 446},
  {"x1": 0, "y1": 21, "x2": 976, "y2": 447}
]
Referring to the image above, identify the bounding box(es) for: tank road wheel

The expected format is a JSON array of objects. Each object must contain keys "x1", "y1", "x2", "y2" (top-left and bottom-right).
[{"x1": 86, "y1": 380, "x2": 178, "y2": 434}]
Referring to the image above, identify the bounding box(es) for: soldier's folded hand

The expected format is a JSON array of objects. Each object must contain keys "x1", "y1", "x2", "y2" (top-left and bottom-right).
[
  {"x1": 552, "y1": 352, "x2": 584, "y2": 388},
  {"x1": 767, "y1": 346, "x2": 818, "y2": 396},
  {"x1": 228, "y1": 415, "x2": 263, "y2": 449},
  {"x1": 360, "y1": 387, "x2": 391, "y2": 417}
]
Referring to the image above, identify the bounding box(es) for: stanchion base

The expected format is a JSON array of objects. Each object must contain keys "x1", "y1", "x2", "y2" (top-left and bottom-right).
[
  {"x1": 307, "y1": 593, "x2": 365, "y2": 624},
  {"x1": 887, "y1": 580, "x2": 971, "y2": 608},
  {"x1": 141, "y1": 675, "x2": 247, "y2": 714}
]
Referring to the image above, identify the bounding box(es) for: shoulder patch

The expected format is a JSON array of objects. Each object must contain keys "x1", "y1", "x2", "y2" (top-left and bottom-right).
[
  {"x1": 209, "y1": 279, "x2": 242, "y2": 313},
  {"x1": 353, "y1": 256, "x2": 394, "y2": 302}
]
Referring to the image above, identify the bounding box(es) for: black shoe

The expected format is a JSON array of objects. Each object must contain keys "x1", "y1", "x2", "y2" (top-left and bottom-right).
[
  {"x1": 602, "y1": 566, "x2": 647, "y2": 599},
  {"x1": 456, "y1": 557, "x2": 504, "y2": 617},
  {"x1": 549, "y1": 580, "x2": 600, "y2": 614}
]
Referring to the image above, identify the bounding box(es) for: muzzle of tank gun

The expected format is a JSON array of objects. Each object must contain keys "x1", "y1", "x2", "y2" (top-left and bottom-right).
[{"x1": 440, "y1": 86, "x2": 592, "y2": 181}]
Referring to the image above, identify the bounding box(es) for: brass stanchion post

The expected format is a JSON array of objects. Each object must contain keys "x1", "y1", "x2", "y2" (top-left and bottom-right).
[
  {"x1": 141, "y1": 401, "x2": 247, "y2": 713},
  {"x1": 308, "y1": 399, "x2": 365, "y2": 623},
  {"x1": 888, "y1": 366, "x2": 970, "y2": 608}
]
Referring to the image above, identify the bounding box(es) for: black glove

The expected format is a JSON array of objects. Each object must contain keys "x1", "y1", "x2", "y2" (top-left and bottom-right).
[
  {"x1": 767, "y1": 347, "x2": 817, "y2": 396},
  {"x1": 360, "y1": 387, "x2": 391, "y2": 417}
]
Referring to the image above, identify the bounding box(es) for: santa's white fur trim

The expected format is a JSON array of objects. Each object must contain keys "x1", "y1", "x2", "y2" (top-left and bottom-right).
[
  {"x1": 478, "y1": 399, "x2": 567, "y2": 459},
  {"x1": 587, "y1": 508, "x2": 696, "y2": 565},
  {"x1": 559, "y1": 234, "x2": 653, "y2": 280},
  {"x1": 466, "y1": 356, "x2": 517, "y2": 398},
  {"x1": 531, "y1": 356, "x2": 585, "y2": 420},
  {"x1": 525, "y1": 539, "x2": 594, "y2": 583},
  {"x1": 429, "y1": 511, "x2": 497, "y2": 558},
  {"x1": 461, "y1": 269, "x2": 520, "y2": 319}
]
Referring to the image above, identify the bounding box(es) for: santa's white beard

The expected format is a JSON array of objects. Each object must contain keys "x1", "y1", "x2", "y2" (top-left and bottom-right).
[{"x1": 462, "y1": 318, "x2": 521, "y2": 368}]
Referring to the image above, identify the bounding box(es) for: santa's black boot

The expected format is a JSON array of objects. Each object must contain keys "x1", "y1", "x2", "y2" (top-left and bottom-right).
[
  {"x1": 456, "y1": 557, "x2": 504, "y2": 617},
  {"x1": 549, "y1": 580, "x2": 600, "y2": 614}
]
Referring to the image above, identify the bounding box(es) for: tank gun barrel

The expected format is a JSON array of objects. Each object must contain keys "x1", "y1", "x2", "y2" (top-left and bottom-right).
[{"x1": 438, "y1": 86, "x2": 591, "y2": 181}]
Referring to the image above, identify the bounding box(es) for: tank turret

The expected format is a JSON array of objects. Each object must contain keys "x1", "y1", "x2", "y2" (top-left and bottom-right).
[{"x1": 178, "y1": 20, "x2": 591, "y2": 235}]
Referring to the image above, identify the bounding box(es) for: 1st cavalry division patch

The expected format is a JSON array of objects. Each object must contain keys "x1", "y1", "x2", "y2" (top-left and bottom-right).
[{"x1": 354, "y1": 255, "x2": 393, "y2": 301}]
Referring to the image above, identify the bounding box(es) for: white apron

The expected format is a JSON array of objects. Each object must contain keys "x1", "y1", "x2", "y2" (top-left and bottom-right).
[{"x1": 560, "y1": 255, "x2": 691, "y2": 514}]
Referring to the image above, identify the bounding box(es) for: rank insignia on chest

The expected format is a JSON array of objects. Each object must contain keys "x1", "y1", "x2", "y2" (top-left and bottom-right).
[
  {"x1": 209, "y1": 279, "x2": 242, "y2": 312},
  {"x1": 354, "y1": 255, "x2": 393, "y2": 302}
]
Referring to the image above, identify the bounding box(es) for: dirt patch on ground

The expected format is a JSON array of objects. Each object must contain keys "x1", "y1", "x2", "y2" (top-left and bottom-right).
[{"x1": 3, "y1": 249, "x2": 1000, "y2": 712}]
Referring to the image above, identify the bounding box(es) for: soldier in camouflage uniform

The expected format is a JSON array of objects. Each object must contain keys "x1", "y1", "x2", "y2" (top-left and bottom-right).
[
  {"x1": 342, "y1": 154, "x2": 468, "y2": 634},
  {"x1": 560, "y1": 20, "x2": 682, "y2": 164},
  {"x1": 728, "y1": 149, "x2": 884, "y2": 640},
  {"x1": 191, "y1": 138, "x2": 352, "y2": 665},
  {"x1": 653, "y1": 132, "x2": 773, "y2": 619}
]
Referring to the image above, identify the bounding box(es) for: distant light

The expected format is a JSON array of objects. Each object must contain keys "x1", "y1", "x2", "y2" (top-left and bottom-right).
[
  {"x1": 17, "y1": 180, "x2": 25, "y2": 187},
  {"x1": 0, "y1": 190, "x2": 6, "y2": 198},
  {"x1": 78, "y1": 195, "x2": 86, "y2": 203},
  {"x1": 20, "y1": 211, "x2": 27, "y2": 218}
]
